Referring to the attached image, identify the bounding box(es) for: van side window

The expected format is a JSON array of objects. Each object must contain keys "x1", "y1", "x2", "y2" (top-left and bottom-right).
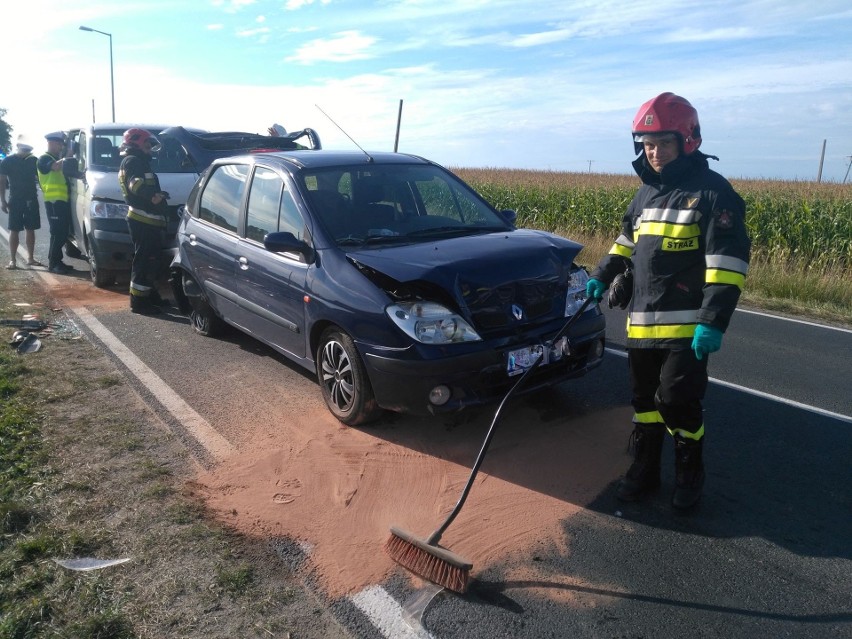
[
  {"x1": 77, "y1": 132, "x2": 88, "y2": 171},
  {"x1": 199, "y1": 164, "x2": 248, "y2": 233}
]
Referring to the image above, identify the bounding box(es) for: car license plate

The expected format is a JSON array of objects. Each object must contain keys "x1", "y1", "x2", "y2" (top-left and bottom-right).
[{"x1": 506, "y1": 338, "x2": 568, "y2": 377}]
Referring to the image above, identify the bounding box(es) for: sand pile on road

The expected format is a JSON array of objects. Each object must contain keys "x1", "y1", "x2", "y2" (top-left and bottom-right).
[{"x1": 193, "y1": 404, "x2": 631, "y2": 599}]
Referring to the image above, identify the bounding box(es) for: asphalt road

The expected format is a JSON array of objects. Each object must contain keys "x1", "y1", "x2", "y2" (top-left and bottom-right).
[{"x1": 5, "y1": 221, "x2": 851, "y2": 639}]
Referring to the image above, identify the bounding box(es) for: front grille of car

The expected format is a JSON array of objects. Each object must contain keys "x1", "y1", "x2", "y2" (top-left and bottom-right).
[{"x1": 467, "y1": 280, "x2": 561, "y2": 333}]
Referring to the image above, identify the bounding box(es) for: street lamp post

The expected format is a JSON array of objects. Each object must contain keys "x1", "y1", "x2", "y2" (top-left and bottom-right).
[{"x1": 79, "y1": 25, "x2": 115, "y2": 122}]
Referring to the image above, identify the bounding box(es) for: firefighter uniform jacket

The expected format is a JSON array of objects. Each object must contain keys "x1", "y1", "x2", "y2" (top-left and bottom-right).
[
  {"x1": 592, "y1": 152, "x2": 751, "y2": 349},
  {"x1": 118, "y1": 149, "x2": 168, "y2": 227}
]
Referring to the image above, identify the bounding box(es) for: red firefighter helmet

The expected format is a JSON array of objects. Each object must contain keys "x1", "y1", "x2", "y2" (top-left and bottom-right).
[
  {"x1": 632, "y1": 92, "x2": 701, "y2": 156},
  {"x1": 121, "y1": 128, "x2": 161, "y2": 153}
]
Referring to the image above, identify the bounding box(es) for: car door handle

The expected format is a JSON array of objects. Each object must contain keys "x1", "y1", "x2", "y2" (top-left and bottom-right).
[
  {"x1": 238, "y1": 256, "x2": 249, "y2": 270},
  {"x1": 188, "y1": 233, "x2": 197, "y2": 245}
]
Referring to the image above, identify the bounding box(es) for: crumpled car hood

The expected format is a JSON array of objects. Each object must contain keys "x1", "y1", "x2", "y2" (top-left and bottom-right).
[{"x1": 346, "y1": 229, "x2": 583, "y2": 332}]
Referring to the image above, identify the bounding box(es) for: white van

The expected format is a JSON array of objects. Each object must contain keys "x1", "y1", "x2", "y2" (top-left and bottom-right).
[
  {"x1": 66, "y1": 123, "x2": 202, "y2": 287},
  {"x1": 65, "y1": 123, "x2": 322, "y2": 287}
]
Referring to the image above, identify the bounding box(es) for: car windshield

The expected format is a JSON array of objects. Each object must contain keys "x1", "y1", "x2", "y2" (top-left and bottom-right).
[
  {"x1": 85, "y1": 129, "x2": 196, "y2": 174},
  {"x1": 299, "y1": 164, "x2": 512, "y2": 246}
]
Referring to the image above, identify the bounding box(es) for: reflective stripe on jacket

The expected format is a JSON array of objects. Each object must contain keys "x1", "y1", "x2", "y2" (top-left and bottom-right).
[{"x1": 592, "y1": 152, "x2": 751, "y2": 349}]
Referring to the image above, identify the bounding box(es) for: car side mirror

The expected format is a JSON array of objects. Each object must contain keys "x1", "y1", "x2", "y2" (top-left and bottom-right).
[
  {"x1": 264, "y1": 231, "x2": 315, "y2": 263},
  {"x1": 498, "y1": 209, "x2": 517, "y2": 226}
]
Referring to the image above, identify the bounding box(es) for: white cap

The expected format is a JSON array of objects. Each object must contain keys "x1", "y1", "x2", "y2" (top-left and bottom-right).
[{"x1": 15, "y1": 134, "x2": 33, "y2": 153}]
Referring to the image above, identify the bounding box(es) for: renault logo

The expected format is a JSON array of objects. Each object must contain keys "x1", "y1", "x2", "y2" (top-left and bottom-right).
[{"x1": 512, "y1": 304, "x2": 524, "y2": 320}]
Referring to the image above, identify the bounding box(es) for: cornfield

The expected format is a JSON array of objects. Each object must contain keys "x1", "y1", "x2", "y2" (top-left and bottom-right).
[{"x1": 452, "y1": 167, "x2": 852, "y2": 322}]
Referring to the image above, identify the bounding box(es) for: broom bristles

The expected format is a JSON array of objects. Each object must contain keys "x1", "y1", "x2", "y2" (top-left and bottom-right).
[{"x1": 385, "y1": 526, "x2": 473, "y2": 594}]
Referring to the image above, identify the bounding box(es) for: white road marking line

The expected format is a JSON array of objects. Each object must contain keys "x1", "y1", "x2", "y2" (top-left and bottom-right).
[
  {"x1": 71, "y1": 306, "x2": 236, "y2": 461},
  {"x1": 350, "y1": 585, "x2": 434, "y2": 639},
  {"x1": 604, "y1": 347, "x2": 852, "y2": 423},
  {"x1": 736, "y1": 307, "x2": 852, "y2": 334},
  {"x1": 1, "y1": 231, "x2": 409, "y2": 638}
]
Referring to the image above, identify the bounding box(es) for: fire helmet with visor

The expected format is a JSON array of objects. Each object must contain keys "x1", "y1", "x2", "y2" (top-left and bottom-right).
[
  {"x1": 632, "y1": 92, "x2": 701, "y2": 156},
  {"x1": 120, "y1": 128, "x2": 161, "y2": 154}
]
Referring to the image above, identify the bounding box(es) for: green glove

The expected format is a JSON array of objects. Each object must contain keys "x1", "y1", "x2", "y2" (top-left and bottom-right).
[
  {"x1": 586, "y1": 278, "x2": 606, "y2": 302},
  {"x1": 692, "y1": 324, "x2": 723, "y2": 360}
]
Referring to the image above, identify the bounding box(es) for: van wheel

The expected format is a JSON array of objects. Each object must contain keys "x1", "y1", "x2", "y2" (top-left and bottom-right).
[
  {"x1": 88, "y1": 245, "x2": 115, "y2": 288},
  {"x1": 317, "y1": 328, "x2": 381, "y2": 426}
]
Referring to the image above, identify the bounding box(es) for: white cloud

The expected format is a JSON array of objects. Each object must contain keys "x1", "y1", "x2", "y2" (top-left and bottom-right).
[
  {"x1": 286, "y1": 0, "x2": 332, "y2": 9},
  {"x1": 217, "y1": 0, "x2": 257, "y2": 13},
  {"x1": 286, "y1": 30, "x2": 377, "y2": 63},
  {"x1": 3, "y1": 1, "x2": 851, "y2": 181},
  {"x1": 663, "y1": 27, "x2": 757, "y2": 43},
  {"x1": 236, "y1": 27, "x2": 271, "y2": 37},
  {"x1": 509, "y1": 28, "x2": 575, "y2": 48}
]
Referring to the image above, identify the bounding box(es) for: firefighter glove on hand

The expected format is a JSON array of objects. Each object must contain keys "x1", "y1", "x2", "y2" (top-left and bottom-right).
[
  {"x1": 692, "y1": 324, "x2": 723, "y2": 360},
  {"x1": 586, "y1": 278, "x2": 606, "y2": 302}
]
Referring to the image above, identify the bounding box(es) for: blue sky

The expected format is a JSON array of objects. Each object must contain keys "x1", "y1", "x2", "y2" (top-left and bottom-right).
[{"x1": 6, "y1": 0, "x2": 852, "y2": 182}]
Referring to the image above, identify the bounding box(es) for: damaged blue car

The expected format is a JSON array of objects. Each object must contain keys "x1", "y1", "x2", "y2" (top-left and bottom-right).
[{"x1": 170, "y1": 150, "x2": 605, "y2": 424}]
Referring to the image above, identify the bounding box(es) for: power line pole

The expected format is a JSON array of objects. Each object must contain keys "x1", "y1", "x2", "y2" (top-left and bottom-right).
[
  {"x1": 844, "y1": 156, "x2": 852, "y2": 184},
  {"x1": 816, "y1": 139, "x2": 826, "y2": 183}
]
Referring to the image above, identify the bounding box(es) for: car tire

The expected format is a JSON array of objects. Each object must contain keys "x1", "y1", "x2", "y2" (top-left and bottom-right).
[
  {"x1": 189, "y1": 301, "x2": 224, "y2": 337},
  {"x1": 87, "y1": 237, "x2": 115, "y2": 288},
  {"x1": 317, "y1": 328, "x2": 381, "y2": 426}
]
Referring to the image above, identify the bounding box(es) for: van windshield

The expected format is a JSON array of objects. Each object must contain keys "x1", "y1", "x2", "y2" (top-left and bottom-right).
[{"x1": 87, "y1": 129, "x2": 196, "y2": 174}]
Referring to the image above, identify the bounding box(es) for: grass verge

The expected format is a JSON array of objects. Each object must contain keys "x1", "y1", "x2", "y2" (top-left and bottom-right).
[{"x1": 0, "y1": 268, "x2": 349, "y2": 638}]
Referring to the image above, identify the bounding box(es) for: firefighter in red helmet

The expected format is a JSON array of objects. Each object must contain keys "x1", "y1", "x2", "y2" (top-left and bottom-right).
[
  {"x1": 587, "y1": 93, "x2": 751, "y2": 509},
  {"x1": 118, "y1": 128, "x2": 171, "y2": 314}
]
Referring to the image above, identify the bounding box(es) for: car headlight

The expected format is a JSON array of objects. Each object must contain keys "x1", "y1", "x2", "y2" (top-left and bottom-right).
[
  {"x1": 90, "y1": 201, "x2": 130, "y2": 219},
  {"x1": 565, "y1": 268, "x2": 590, "y2": 316},
  {"x1": 387, "y1": 301, "x2": 482, "y2": 344}
]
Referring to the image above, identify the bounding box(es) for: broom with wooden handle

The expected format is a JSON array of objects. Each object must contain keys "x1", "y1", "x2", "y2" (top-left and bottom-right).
[{"x1": 386, "y1": 295, "x2": 596, "y2": 593}]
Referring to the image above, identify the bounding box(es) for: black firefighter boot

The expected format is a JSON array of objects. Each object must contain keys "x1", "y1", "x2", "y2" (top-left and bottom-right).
[
  {"x1": 672, "y1": 435, "x2": 705, "y2": 510},
  {"x1": 616, "y1": 424, "x2": 665, "y2": 501},
  {"x1": 130, "y1": 295, "x2": 163, "y2": 315}
]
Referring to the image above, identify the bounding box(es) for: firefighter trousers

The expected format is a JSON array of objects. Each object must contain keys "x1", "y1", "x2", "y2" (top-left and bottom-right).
[
  {"x1": 628, "y1": 348, "x2": 709, "y2": 440},
  {"x1": 127, "y1": 218, "x2": 164, "y2": 299}
]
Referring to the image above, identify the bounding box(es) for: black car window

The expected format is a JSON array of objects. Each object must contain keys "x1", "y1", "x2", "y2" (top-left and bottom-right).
[
  {"x1": 279, "y1": 186, "x2": 304, "y2": 241},
  {"x1": 246, "y1": 166, "x2": 283, "y2": 243},
  {"x1": 199, "y1": 163, "x2": 248, "y2": 233},
  {"x1": 417, "y1": 176, "x2": 476, "y2": 223},
  {"x1": 299, "y1": 164, "x2": 509, "y2": 244}
]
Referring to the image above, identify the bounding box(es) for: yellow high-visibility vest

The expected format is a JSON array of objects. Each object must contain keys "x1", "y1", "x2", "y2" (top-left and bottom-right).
[{"x1": 38, "y1": 153, "x2": 68, "y2": 202}]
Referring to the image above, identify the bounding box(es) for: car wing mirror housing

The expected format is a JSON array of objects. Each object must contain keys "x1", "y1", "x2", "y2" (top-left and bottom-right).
[
  {"x1": 498, "y1": 209, "x2": 517, "y2": 226},
  {"x1": 264, "y1": 231, "x2": 315, "y2": 263}
]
